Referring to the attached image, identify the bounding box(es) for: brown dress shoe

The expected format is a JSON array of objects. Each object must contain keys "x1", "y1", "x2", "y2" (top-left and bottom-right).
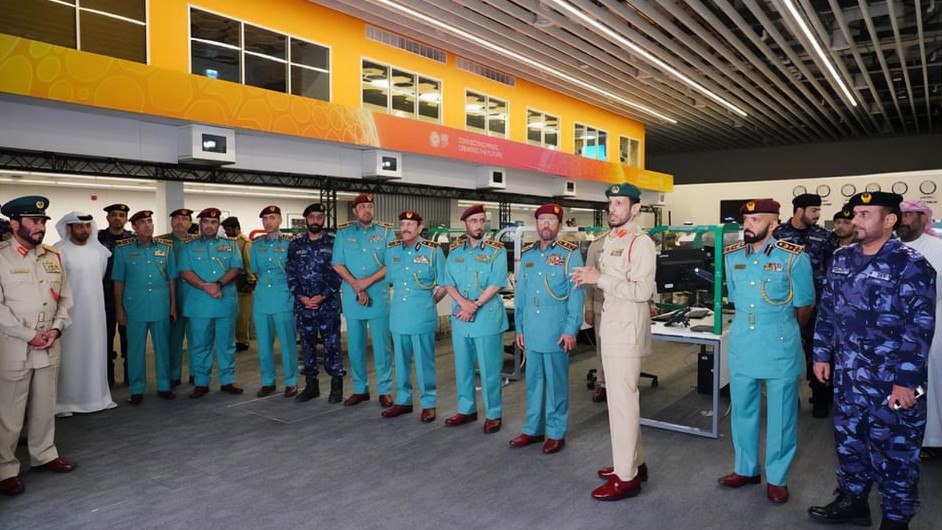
[
  {"x1": 0, "y1": 476, "x2": 24, "y2": 496},
  {"x1": 591, "y1": 386, "x2": 607, "y2": 403},
  {"x1": 157, "y1": 390, "x2": 176, "y2": 400},
  {"x1": 483, "y1": 418, "x2": 502, "y2": 434},
  {"x1": 378, "y1": 394, "x2": 394, "y2": 407},
  {"x1": 718, "y1": 472, "x2": 761, "y2": 488},
  {"x1": 31, "y1": 458, "x2": 76, "y2": 473},
  {"x1": 283, "y1": 386, "x2": 298, "y2": 398},
  {"x1": 189, "y1": 386, "x2": 210, "y2": 399},
  {"x1": 592, "y1": 474, "x2": 641, "y2": 501},
  {"x1": 598, "y1": 463, "x2": 648, "y2": 481},
  {"x1": 344, "y1": 393, "x2": 371, "y2": 406},
  {"x1": 444, "y1": 412, "x2": 478, "y2": 426},
  {"x1": 220, "y1": 383, "x2": 244, "y2": 395},
  {"x1": 256, "y1": 385, "x2": 276, "y2": 398},
  {"x1": 420, "y1": 408, "x2": 436, "y2": 423},
  {"x1": 542, "y1": 438, "x2": 566, "y2": 454},
  {"x1": 171, "y1": 379, "x2": 182, "y2": 388},
  {"x1": 127, "y1": 394, "x2": 143, "y2": 405},
  {"x1": 767, "y1": 484, "x2": 789, "y2": 504},
  {"x1": 381, "y1": 404, "x2": 414, "y2": 418},
  {"x1": 509, "y1": 433, "x2": 545, "y2": 448}
]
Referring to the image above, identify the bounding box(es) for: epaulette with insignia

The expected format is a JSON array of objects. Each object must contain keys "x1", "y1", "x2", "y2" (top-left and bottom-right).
[
  {"x1": 337, "y1": 221, "x2": 355, "y2": 230},
  {"x1": 42, "y1": 243, "x2": 60, "y2": 254},
  {"x1": 155, "y1": 237, "x2": 173, "y2": 246},
  {"x1": 775, "y1": 240, "x2": 804, "y2": 255},
  {"x1": 420, "y1": 240, "x2": 438, "y2": 249},
  {"x1": 555, "y1": 240, "x2": 577, "y2": 252},
  {"x1": 449, "y1": 236, "x2": 467, "y2": 250},
  {"x1": 388, "y1": 239, "x2": 401, "y2": 248},
  {"x1": 483, "y1": 239, "x2": 504, "y2": 250},
  {"x1": 724, "y1": 241, "x2": 745, "y2": 254},
  {"x1": 115, "y1": 238, "x2": 135, "y2": 247},
  {"x1": 378, "y1": 221, "x2": 394, "y2": 229},
  {"x1": 0, "y1": 241, "x2": 10, "y2": 250},
  {"x1": 183, "y1": 234, "x2": 198, "y2": 243},
  {"x1": 521, "y1": 242, "x2": 537, "y2": 253}
]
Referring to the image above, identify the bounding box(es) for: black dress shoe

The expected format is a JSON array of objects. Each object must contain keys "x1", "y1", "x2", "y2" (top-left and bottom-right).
[
  {"x1": 236, "y1": 342, "x2": 250, "y2": 352},
  {"x1": 157, "y1": 390, "x2": 176, "y2": 400},
  {"x1": 808, "y1": 492, "x2": 872, "y2": 526},
  {"x1": 128, "y1": 394, "x2": 143, "y2": 405},
  {"x1": 0, "y1": 476, "x2": 24, "y2": 496},
  {"x1": 878, "y1": 517, "x2": 910, "y2": 530},
  {"x1": 31, "y1": 458, "x2": 76, "y2": 473},
  {"x1": 171, "y1": 379, "x2": 182, "y2": 388}
]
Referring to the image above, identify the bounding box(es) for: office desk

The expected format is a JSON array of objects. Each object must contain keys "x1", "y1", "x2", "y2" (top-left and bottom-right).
[{"x1": 644, "y1": 315, "x2": 731, "y2": 439}]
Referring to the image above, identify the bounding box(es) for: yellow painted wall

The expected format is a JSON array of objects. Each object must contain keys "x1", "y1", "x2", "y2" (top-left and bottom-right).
[{"x1": 147, "y1": 0, "x2": 646, "y2": 166}]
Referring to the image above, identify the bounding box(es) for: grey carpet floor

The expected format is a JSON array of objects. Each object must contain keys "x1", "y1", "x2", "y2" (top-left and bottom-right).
[{"x1": 1, "y1": 338, "x2": 938, "y2": 530}]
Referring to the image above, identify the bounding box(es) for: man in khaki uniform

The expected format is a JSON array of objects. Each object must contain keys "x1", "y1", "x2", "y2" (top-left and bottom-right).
[
  {"x1": 584, "y1": 234, "x2": 608, "y2": 402},
  {"x1": 573, "y1": 183, "x2": 656, "y2": 501},
  {"x1": 222, "y1": 216, "x2": 255, "y2": 352},
  {"x1": 0, "y1": 196, "x2": 77, "y2": 497}
]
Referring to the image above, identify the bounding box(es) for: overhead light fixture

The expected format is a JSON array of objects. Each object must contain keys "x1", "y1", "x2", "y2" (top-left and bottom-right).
[
  {"x1": 546, "y1": 0, "x2": 748, "y2": 118},
  {"x1": 372, "y1": 0, "x2": 677, "y2": 124},
  {"x1": 780, "y1": 0, "x2": 857, "y2": 107}
]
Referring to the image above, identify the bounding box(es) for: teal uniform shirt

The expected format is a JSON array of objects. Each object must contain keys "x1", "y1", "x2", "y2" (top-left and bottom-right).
[
  {"x1": 442, "y1": 237, "x2": 509, "y2": 337},
  {"x1": 250, "y1": 234, "x2": 294, "y2": 314},
  {"x1": 384, "y1": 238, "x2": 447, "y2": 334},
  {"x1": 111, "y1": 236, "x2": 177, "y2": 322},
  {"x1": 177, "y1": 236, "x2": 243, "y2": 318},
  {"x1": 514, "y1": 239, "x2": 585, "y2": 352},
  {"x1": 724, "y1": 237, "x2": 815, "y2": 379},
  {"x1": 331, "y1": 221, "x2": 396, "y2": 320}
]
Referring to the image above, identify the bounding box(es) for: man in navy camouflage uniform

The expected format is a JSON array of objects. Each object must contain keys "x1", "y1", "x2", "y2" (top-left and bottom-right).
[
  {"x1": 286, "y1": 203, "x2": 344, "y2": 404},
  {"x1": 809, "y1": 191, "x2": 936, "y2": 530},
  {"x1": 773, "y1": 193, "x2": 838, "y2": 418}
]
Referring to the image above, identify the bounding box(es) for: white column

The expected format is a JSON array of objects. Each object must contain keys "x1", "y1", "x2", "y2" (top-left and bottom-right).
[{"x1": 155, "y1": 181, "x2": 184, "y2": 235}]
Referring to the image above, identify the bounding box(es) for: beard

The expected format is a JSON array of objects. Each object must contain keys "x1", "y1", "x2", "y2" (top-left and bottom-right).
[
  {"x1": 743, "y1": 225, "x2": 768, "y2": 244},
  {"x1": 307, "y1": 223, "x2": 323, "y2": 233},
  {"x1": 17, "y1": 224, "x2": 44, "y2": 246},
  {"x1": 70, "y1": 233, "x2": 90, "y2": 244}
]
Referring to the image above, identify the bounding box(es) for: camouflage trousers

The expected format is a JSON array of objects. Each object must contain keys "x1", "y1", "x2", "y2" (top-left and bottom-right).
[{"x1": 296, "y1": 309, "x2": 346, "y2": 378}]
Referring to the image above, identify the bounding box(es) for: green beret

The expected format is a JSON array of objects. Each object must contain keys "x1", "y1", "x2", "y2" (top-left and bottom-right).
[
  {"x1": 1, "y1": 195, "x2": 51, "y2": 219},
  {"x1": 605, "y1": 183, "x2": 641, "y2": 200}
]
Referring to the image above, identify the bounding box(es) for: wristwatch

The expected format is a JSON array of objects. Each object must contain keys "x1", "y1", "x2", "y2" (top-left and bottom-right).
[
  {"x1": 215, "y1": 280, "x2": 224, "y2": 287},
  {"x1": 474, "y1": 299, "x2": 483, "y2": 308}
]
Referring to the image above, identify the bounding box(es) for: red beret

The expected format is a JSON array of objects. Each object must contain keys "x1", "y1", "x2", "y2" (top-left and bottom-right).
[
  {"x1": 460, "y1": 204, "x2": 486, "y2": 221},
  {"x1": 197, "y1": 208, "x2": 221, "y2": 220},
  {"x1": 169, "y1": 208, "x2": 192, "y2": 218},
  {"x1": 534, "y1": 203, "x2": 563, "y2": 221},
  {"x1": 129, "y1": 210, "x2": 153, "y2": 224},
  {"x1": 399, "y1": 210, "x2": 423, "y2": 223},
  {"x1": 259, "y1": 204, "x2": 281, "y2": 217},
  {"x1": 352, "y1": 193, "x2": 374, "y2": 208},
  {"x1": 739, "y1": 199, "x2": 780, "y2": 215}
]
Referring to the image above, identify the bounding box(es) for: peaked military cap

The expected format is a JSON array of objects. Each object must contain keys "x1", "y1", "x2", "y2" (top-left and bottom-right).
[
  {"x1": 1, "y1": 195, "x2": 51, "y2": 219},
  {"x1": 129, "y1": 210, "x2": 153, "y2": 224},
  {"x1": 169, "y1": 208, "x2": 193, "y2": 218},
  {"x1": 605, "y1": 183, "x2": 641, "y2": 200},
  {"x1": 103, "y1": 203, "x2": 130, "y2": 213}
]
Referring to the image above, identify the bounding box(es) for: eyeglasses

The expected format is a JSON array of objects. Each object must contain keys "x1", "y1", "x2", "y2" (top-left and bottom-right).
[{"x1": 536, "y1": 218, "x2": 560, "y2": 226}]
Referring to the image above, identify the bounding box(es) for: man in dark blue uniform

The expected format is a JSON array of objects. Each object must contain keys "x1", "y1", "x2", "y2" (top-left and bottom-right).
[
  {"x1": 98, "y1": 203, "x2": 133, "y2": 387},
  {"x1": 809, "y1": 191, "x2": 936, "y2": 530},
  {"x1": 286, "y1": 203, "x2": 344, "y2": 403},
  {"x1": 832, "y1": 205, "x2": 855, "y2": 248},
  {"x1": 773, "y1": 193, "x2": 838, "y2": 418}
]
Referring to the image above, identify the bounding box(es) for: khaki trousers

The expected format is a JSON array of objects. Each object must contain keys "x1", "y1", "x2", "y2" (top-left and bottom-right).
[
  {"x1": 592, "y1": 302, "x2": 606, "y2": 387},
  {"x1": 600, "y1": 349, "x2": 645, "y2": 481},
  {"x1": 236, "y1": 291, "x2": 253, "y2": 344},
  {"x1": 0, "y1": 363, "x2": 59, "y2": 480}
]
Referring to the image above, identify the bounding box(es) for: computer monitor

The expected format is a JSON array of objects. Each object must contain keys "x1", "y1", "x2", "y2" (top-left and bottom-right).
[{"x1": 655, "y1": 247, "x2": 715, "y2": 293}]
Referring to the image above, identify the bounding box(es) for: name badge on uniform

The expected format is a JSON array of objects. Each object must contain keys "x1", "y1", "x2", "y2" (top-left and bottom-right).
[
  {"x1": 525, "y1": 262, "x2": 534, "y2": 268},
  {"x1": 369, "y1": 235, "x2": 383, "y2": 242},
  {"x1": 546, "y1": 255, "x2": 563, "y2": 266},
  {"x1": 9, "y1": 268, "x2": 29, "y2": 274},
  {"x1": 610, "y1": 249, "x2": 624, "y2": 256},
  {"x1": 393, "y1": 257, "x2": 401, "y2": 263},
  {"x1": 867, "y1": 271, "x2": 891, "y2": 281},
  {"x1": 763, "y1": 263, "x2": 783, "y2": 272},
  {"x1": 42, "y1": 262, "x2": 62, "y2": 273},
  {"x1": 154, "y1": 250, "x2": 167, "y2": 257},
  {"x1": 216, "y1": 245, "x2": 229, "y2": 252},
  {"x1": 413, "y1": 255, "x2": 429, "y2": 264},
  {"x1": 129, "y1": 252, "x2": 140, "y2": 257},
  {"x1": 734, "y1": 264, "x2": 746, "y2": 270},
  {"x1": 475, "y1": 255, "x2": 490, "y2": 263},
  {"x1": 347, "y1": 238, "x2": 357, "y2": 243},
  {"x1": 274, "y1": 246, "x2": 284, "y2": 252},
  {"x1": 832, "y1": 267, "x2": 850, "y2": 275},
  {"x1": 193, "y1": 247, "x2": 206, "y2": 253},
  {"x1": 454, "y1": 258, "x2": 464, "y2": 263}
]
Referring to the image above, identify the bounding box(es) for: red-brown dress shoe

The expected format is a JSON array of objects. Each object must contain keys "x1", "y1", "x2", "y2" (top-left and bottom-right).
[
  {"x1": 220, "y1": 383, "x2": 244, "y2": 395},
  {"x1": 381, "y1": 404, "x2": 414, "y2": 418},
  {"x1": 378, "y1": 394, "x2": 393, "y2": 408},
  {"x1": 127, "y1": 394, "x2": 143, "y2": 405},
  {"x1": 344, "y1": 393, "x2": 370, "y2": 406},
  {"x1": 483, "y1": 418, "x2": 502, "y2": 434},
  {"x1": 542, "y1": 438, "x2": 566, "y2": 454},
  {"x1": 445, "y1": 412, "x2": 478, "y2": 426},
  {"x1": 256, "y1": 385, "x2": 276, "y2": 397},
  {"x1": 31, "y1": 458, "x2": 76, "y2": 473},
  {"x1": 283, "y1": 386, "x2": 298, "y2": 398},
  {"x1": 190, "y1": 386, "x2": 209, "y2": 399},
  {"x1": 509, "y1": 433, "x2": 545, "y2": 448},
  {"x1": 0, "y1": 476, "x2": 24, "y2": 496},
  {"x1": 767, "y1": 484, "x2": 789, "y2": 504},
  {"x1": 592, "y1": 387, "x2": 607, "y2": 403},
  {"x1": 592, "y1": 474, "x2": 641, "y2": 501},
  {"x1": 598, "y1": 463, "x2": 648, "y2": 481},
  {"x1": 171, "y1": 379, "x2": 182, "y2": 388},
  {"x1": 420, "y1": 408, "x2": 436, "y2": 423},
  {"x1": 718, "y1": 472, "x2": 762, "y2": 488},
  {"x1": 157, "y1": 390, "x2": 176, "y2": 400}
]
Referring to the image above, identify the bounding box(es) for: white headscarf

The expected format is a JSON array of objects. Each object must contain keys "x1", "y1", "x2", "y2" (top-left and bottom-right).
[{"x1": 55, "y1": 210, "x2": 111, "y2": 258}]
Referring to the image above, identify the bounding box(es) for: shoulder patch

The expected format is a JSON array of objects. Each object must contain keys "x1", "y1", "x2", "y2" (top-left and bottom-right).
[
  {"x1": 724, "y1": 241, "x2": 746, "y2": 254},
  {"x1": 521, "y1": 242, "x2": 537, "y2": 254},
  {"x1": 775, "y1": 240, "x2": 804, "y2": 255},
  {"x1": 420, "y1": 240, "x2": 438, "y2": 249},
  {"x1": 155, "y1": 237, "x2": 173, "y2": 247},
  {"x1": 483, "y1": 239, "x2": 504, "y2": 250},
  {"x1": 184, "y1": 234, "x2": 198, "y2": 243},
  {"x1": 449, "y1": 236, "x2": 467, "y2": 251},
  {"x1": 556, "y1": 240, "x2": 577, "y2": 252},
  {"x1": 388, "y1": 239, "x2": 401, "y2": 248},
  {"x1": 377, "y1": 221, "x2": 394, "y2": 229},
  {"x1": 115, "y1": 238, "x2": 135, "y2": 248},
  {"x1": 41, "y1": 243, "x2": 60, "y2": 254},
  {"x1": 337, "y1": 221, "x2": 355, "y2": 230}
]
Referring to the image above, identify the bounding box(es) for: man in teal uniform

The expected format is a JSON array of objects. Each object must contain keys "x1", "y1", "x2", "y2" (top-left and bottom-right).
[
  {"x1": 510, "y1": 203, "x2": 585, "y2": 454},
  {"x1": 441, "y1": 204, "x2": 508, "y2": 434},
  {"x1": 160, "y1": 208, "x2": 195, "y2": 387},
  {"x1": 250, "y1": 205, "x2": 299, "y2": 398},
  {"x1": 331, "y1": 193, "x2": 396, "y2": 407},
  {"x1": 112, "y1": 210, "x2": 177, "y2": 404},
  {"x1": 380, "y1": 210, "x2": 447, "y2": 423},
  {"x1": 177, "y1": 208, "x2": 244, "y2": 398},
  {"x1": 719, "y1": 198, "x2": 814, "y2": 505}
]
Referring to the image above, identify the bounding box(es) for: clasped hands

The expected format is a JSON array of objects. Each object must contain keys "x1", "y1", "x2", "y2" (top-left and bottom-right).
[{"x1": 28, "y1": 329, "x2": 59, "y2": 349}]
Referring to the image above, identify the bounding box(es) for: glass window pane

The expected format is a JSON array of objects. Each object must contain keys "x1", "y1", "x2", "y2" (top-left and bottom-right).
[
  {"x1": 191, "y1": 41, "x2": 240, "y2": 82},
  {"x1": 466, "y1": 91, "x2": 486, "y2": 132},
  {"x1": 82, "y1": 0, "x2": 145, "y2": 22},
  {"x1": 244, "y1": 24, "x2": 285, "y2": 60},
  {"x1": 362, "y1": 61, "x2": 388, "y2": 112},
  {"x1": 291, "y1": 39, "x2": 328, "y2": 70},
  {"x1": 574, "y1": 124, "x2": 586, "y2": 156},
  {"x1": 619, "y1": 136, "x2": 630, "y2": 164},
  {"x1": 417, "y1": 77, "x2": 440, "y2": 122},
  {"x1": 390, "y1": 68, "x2": 415, "y2": 118},
  {"x1": 597, "y1": 129, "x2": 608, "y2": 161},
  {"x1": 544, "y1": 114, "x2": 559, "y2": 148},
  {"x1": 291, "y1": 66, "x2": 329, "y2": 101},
  {"x1": 245, "y1": 54, "x2": 286, "y2": 92},
  {"x1": 630, "y1": 139, "x2": 640, "y2": 167},
  {"x1": 0, "y1": 0, "x2": 76, "y2": 49},
  {"x1": 191, "y1": 9, "x2": 240, "y2": 47},
  {"x1": 80, "y1": 11, "x2": 146, "y2": 63},
  {"x1": 527, "y1": 110, "x2": 542, "y2": 144},
  {"x1": 488, "y1": 97, "x2": 506, "y2": 137}
]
